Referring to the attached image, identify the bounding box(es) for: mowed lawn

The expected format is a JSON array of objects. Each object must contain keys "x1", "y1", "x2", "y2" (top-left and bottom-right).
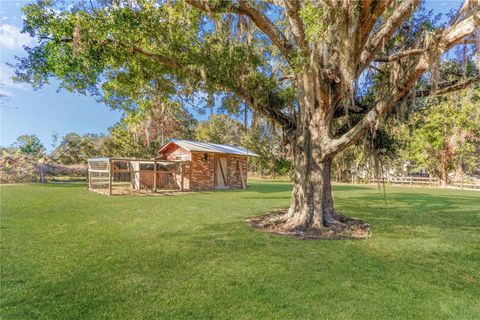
[{"x1": 1, "y1": 181, "x2": 479, "y2": 320}]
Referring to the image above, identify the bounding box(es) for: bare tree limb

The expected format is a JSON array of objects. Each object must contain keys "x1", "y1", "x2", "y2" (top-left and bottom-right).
[
  {"x1": 374, "y1": 48, "x2": 426, "y2": 62},
  {"x1": 357, "y1": 0, "x2": 421, "y2": 75},
  {"x1": 282, "y1": 0, "x2": 308, "y2": 53},
  {"x1": 356, "y1": 0, "x2": 393, "y2": 60},
  {"x1": 442, "y1": 11, "x2": 480, "y2": 50},
  {"x1": 450, "y1": 0, "x2": 479, "y2": 24},
  {"x1": 459, "y1": 38, "x2": 479, "y2": 44},
  {"x1": 416, "y1": 76, "x2": 480, "y2": 98}
]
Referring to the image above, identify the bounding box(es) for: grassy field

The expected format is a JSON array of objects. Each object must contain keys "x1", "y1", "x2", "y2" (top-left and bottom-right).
[{"x1": 1, "y1": 181, "x2": 479, "y2": 319}]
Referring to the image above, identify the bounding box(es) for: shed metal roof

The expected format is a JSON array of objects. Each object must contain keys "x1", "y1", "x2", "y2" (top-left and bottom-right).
[
  {"x1": 87, "y1": 157, "x2": 186, "y2": 162},
  {"x1": 158, "y1": 139, "x2": 259, "y2": 156}
]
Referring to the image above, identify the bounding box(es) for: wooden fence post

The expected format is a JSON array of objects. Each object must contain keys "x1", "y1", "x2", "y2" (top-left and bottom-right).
[
  {"x1": 87, "y1": 161, "x2": 91, "y2": 190},
  {"x1": 153, "y1": 160, "x2": 157, "y2": 193},
  {"x1": 181, "y1": 163, "x2": 184, "y2": 191},
  {"x1": 108, "y1": 159, "x2": 112, "y2": 196},
  {"x1": 38, "y1": 165, "x2": 45, "y2": 183}
]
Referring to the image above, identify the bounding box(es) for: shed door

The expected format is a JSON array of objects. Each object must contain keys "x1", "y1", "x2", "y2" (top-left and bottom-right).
[{"x1": 215, "y1": 157, "x2": 228, "y2": 189}]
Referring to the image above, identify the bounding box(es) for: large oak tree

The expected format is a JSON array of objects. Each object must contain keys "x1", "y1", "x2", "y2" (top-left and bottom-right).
[{"x1": 12, "y1": 0, "x2": 480, "y2": 235}]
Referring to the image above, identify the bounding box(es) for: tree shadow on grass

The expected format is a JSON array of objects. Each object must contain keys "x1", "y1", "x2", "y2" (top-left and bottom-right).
[
  {"x1": 246, "y1": 182, "x2": 291, "y2": 193},
  {"x1": 36, "y1": 183, "x2": 86, "y2": 188},
  {"x1": 333, "y1": 184, "x2": 376, "y2": 192},
  {"x1": 339, "y1": 191, "x2": 480, "y2": 230},
  {"x1": 246, "y1": 182, "x2": 373, "y2": 194},
  {"x1": 242, "y1": 196, "x2": 291, "y2": 200}
]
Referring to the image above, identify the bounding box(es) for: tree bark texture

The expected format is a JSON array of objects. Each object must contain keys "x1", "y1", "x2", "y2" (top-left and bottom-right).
[{"x1": 279, "y1": 71, "x2": 343, "y2": 230}]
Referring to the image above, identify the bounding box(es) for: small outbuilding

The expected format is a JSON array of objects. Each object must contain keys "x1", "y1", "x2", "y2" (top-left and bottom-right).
[
  {"x1": 87, "y1": 140, "x2": 257, "y2": 195},
  {"x1": 157, "y1": 139, "x2": 257, "y2": 191}
]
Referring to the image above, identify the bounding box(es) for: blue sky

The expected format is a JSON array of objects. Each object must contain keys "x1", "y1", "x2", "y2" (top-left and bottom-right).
[
  {"x1": 0, "y1": 0, "x2": 464, "y2": 152},
  {"x1": 0, "y1": 0, "x2": 123, "y2": 152}
]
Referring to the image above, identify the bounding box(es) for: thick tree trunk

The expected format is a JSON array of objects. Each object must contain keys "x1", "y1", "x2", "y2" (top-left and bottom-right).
[
  {"x1": 277, "y1": 71, "x2": 343, "y2": 231},
  {"x1": 259, "y1": 70, "x2": 370, "y2": 237},
  {"x1": 284, "y1": 155, "x2": 336, "y2": 230},
  {"x1": 273, "y1": 70, "x2": 337, "y2": 230}
]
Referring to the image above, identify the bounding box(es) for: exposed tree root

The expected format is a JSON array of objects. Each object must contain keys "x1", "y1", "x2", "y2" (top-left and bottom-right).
[{"x1": 246, "y1": 209, "x2": 371, "y2": 240}]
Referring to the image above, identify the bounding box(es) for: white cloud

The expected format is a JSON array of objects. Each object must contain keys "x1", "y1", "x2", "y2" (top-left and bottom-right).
[
  {"x1": 0, "y1": 64, "x2": 14, "y2": 84},
  {"x1": 0, "y1": 64, "x2": 29, "y2": 92},
  {"x1": 0, "y1": 87, "x2": 12, "y2": 97},
  {"x1": 0, "y1": 24, "x2": 34, "y2": 50}
]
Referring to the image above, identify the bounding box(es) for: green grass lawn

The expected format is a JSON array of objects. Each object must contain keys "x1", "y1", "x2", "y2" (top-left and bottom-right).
[{"x1": 1, "y1": 181, "x2": 479, "y2": 319}]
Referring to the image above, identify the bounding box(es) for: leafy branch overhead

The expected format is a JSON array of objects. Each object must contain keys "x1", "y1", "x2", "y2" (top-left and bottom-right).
[{"x1": 14, "y1": 1, "x2": 479, "y2": 139}]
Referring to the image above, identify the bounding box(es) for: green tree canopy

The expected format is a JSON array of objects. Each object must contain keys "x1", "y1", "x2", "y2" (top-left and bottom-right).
[
  {"x1": 195, "y1": 114, "x2": 244, "y2": 145},
  {"x1": 51, "y1": 133, "x2": 105, "y2": 164},
  {"x1": 409, "y1": 91, "x2": 480, "y2": 186},
  {"x1": 14, "y1": 134, "x2": 45, "y2": 157}
]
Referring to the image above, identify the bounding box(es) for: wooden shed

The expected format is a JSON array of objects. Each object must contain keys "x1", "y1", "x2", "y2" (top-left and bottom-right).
[
  {"x1": 87, "y1": 140, "x2": 257, "y2": 195},
  {"x1": 157, "y1": 140, "x2": 258, "y2": 191}
]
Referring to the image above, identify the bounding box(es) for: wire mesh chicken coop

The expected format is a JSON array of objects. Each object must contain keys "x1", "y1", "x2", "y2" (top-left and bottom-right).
[{"x1": 87, "y1": 158, "x2": 190, "y2": 195}]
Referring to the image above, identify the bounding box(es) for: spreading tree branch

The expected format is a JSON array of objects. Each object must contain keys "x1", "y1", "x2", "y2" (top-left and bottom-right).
[
  {"x1": 119, "y1": 42, "x2": 296, "y2": 132},
  {"x1": 450, "y1": 0, "x2": 479, "y2": 24},
  {"x1": 282, "y1": 0, "x2": 308, "y2": 53},
  {"x1": 356, "y1": 0, "x2": 393, "y2": 60},
  {"x1": 357, "y1": 0, "x2": 421, "y2": 75},
  {"x1": 230, "y1": 83, "x2": 296, "y2": 134},
  {"x1": 331, "y1": 8, "x2": 480, "y2": 154},
  {"x1": 185, "y1": 0, "x2": 294, "y2": 62},
  {"x1": 43, "y1": 31, "x2": 297, "y2": 132},
  {"x1": 374, "y1": 49, "x2": 426, "y2": 62},
  {"x1": 442, "y1": 11, "x2": 480, "y2": 50},
  {"x1": 415, "y1": 76, "x2": 480, "y2": 98},
  {"x1": 119, "y1": 43, "x2": 182, "y2": 70}
]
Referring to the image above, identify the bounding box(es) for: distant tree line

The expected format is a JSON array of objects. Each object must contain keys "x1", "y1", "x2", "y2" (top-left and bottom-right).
[
  {"x1": 0, "y1": 104, "x2": 294, "y2": 182},
  {"x1": 332, "y1": 89, "x2": 480, "y2": 186},
  {"x1": 2, "y1": 88, "x2": 479, "y2": 185}
]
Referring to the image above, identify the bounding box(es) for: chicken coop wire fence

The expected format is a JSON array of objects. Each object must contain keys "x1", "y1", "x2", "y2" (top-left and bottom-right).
[{"x1": 87, "y1": 158, "x2": 189, "y2": 195}]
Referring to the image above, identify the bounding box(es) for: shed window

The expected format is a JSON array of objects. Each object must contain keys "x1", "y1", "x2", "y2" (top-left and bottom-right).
[{"x1": 203, "y1": 153, "x2": 209, "y2": 161}]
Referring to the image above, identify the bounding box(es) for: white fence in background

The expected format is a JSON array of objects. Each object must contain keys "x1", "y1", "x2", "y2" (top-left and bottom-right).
[
  {"x1": 369, "y1": 176, "x2": 480, "y2": 190},
  {"x1": 450, "y1": 179, "x2": 480, "y2": 190}
]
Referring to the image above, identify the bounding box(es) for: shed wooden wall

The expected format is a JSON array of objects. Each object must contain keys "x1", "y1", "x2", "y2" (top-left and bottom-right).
[{"x1": 158, "y1": 144, "x2": 191, "y2": 161}]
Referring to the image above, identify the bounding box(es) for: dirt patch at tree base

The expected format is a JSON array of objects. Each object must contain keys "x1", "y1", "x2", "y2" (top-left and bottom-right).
[{"x1": 246, "y1": 209, "x2": 371, "y2": 240}]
